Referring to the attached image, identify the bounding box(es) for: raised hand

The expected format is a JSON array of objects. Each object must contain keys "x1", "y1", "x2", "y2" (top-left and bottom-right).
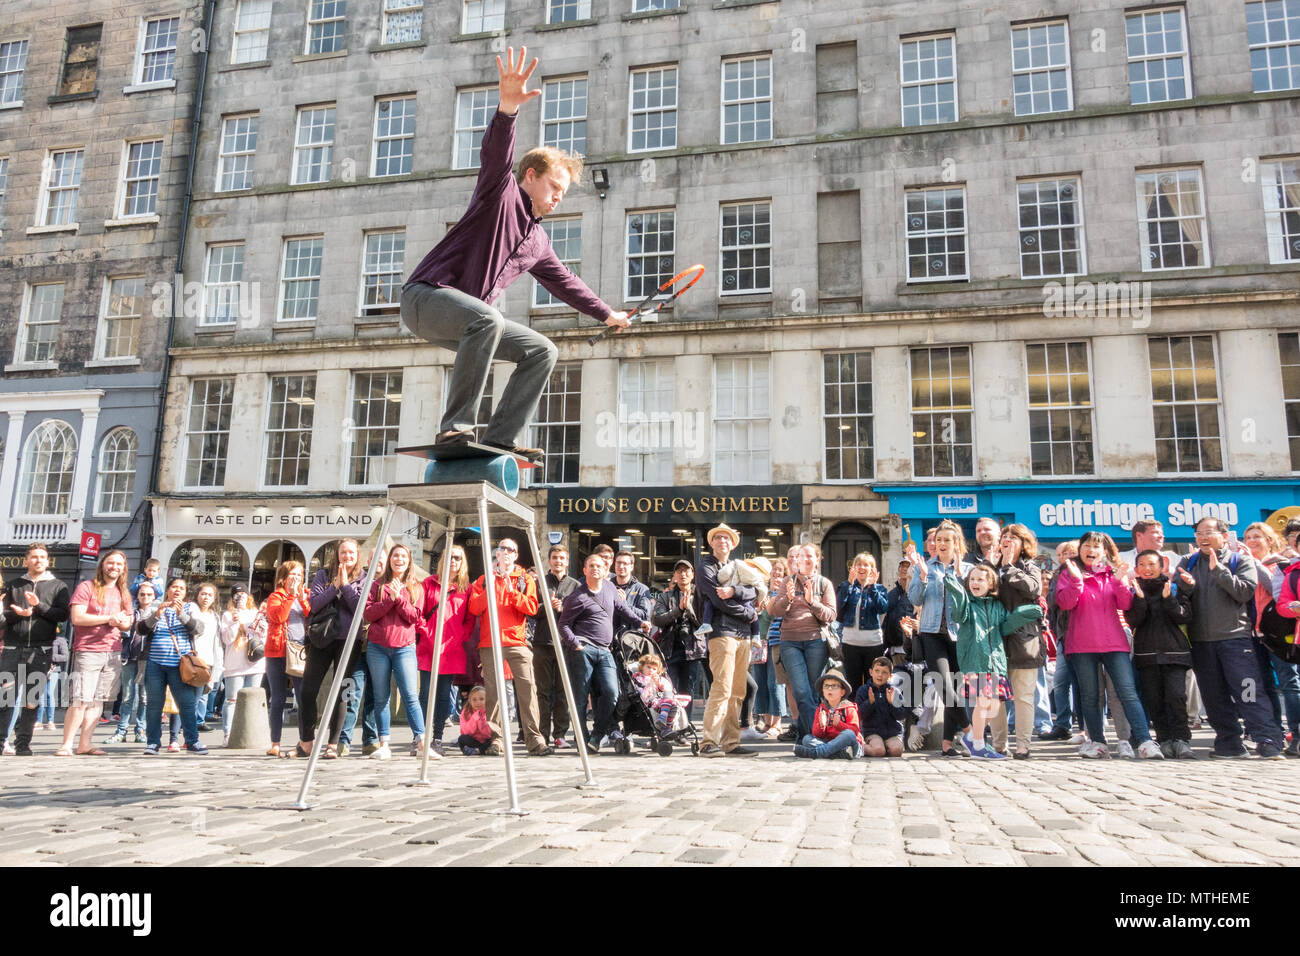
[
  {"x1": 1063, "y1": 559, "x2": 1084, "y2": 581},
  {"x1": 496, "y1": 46, "x2": 541, "y2": 116},
  {"x1": 1162, "y1": 580, "x2": 1172, "y2": 598}
]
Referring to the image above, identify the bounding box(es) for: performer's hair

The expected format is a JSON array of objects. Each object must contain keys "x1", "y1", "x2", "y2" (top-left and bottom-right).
[{"x1": 518, "y1": 146, "x2": 584, "y2": 185}]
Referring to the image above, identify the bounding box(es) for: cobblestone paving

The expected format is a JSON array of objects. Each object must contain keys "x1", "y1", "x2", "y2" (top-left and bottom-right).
[{"x1": 2, "y1": 725, "x2": 1298, "y2": 867}]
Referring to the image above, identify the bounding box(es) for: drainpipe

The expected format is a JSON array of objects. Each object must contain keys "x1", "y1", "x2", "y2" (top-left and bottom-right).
[{"x1": 143, "y1": 0, "x2": 217, "y2": 558}]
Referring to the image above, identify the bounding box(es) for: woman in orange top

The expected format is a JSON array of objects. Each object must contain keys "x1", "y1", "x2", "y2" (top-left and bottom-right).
[{"x1": 264, "y1": 560, "x2": 310, "y2": 756}]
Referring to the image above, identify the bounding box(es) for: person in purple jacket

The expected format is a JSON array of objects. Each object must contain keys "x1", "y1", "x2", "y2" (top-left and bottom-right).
[{"x1": 401, "y1": 46, "x2": 630, "y2": 463}]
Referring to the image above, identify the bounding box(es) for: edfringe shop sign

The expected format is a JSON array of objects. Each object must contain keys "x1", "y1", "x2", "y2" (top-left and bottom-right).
[
  {"x1": 1039, "y1": 498, "x2": 1239, "y2": 530},
  {"x1": 547, "y1": 486, "x2": 802, "y2": 525}
]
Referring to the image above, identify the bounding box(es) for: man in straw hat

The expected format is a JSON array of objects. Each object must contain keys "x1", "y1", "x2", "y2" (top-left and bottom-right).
[{"x1": 695, "y1": 523, "x2": 759, "y2": 756}]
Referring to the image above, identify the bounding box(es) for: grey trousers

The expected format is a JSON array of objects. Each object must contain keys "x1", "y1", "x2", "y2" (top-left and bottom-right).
[{"x1": 401, "y1": 282, "x2": 558, "y2": 445}]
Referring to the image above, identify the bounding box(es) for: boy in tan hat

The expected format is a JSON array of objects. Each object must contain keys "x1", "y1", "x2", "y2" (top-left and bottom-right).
[{"x1": 793, "y1": 669, "x2": 864, "y2": 759}]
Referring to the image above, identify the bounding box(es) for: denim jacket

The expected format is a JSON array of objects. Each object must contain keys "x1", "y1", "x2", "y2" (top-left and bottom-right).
[
  {"x1": 906, "y1": 556, "x2": 973, "y2": 639},
  {"x1": 835, "y1": 580, "x2": 890, "y2": 631}
]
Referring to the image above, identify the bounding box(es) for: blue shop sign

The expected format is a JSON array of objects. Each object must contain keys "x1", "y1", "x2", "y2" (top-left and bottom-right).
[{"x1": 874, "y1": 481, "x2": 1300, "y2": 540}]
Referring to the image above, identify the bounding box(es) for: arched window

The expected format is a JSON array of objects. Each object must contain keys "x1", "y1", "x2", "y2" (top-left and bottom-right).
[
  {"x1": 96, "y1": 427, "x2": 138, "y2": 515},
  {"x1": 18, "y1": 420, "x2": 77, "y2": 516}
]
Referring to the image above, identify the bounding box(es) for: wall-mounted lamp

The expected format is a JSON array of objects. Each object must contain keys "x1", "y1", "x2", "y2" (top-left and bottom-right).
[{"x1": 592, "y1": 168, "x2": 610, "y2": 199}]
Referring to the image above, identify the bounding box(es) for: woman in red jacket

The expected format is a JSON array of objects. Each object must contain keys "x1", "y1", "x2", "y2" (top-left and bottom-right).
[
  {"x1": 264, "y1": 560, "x2": 310, "y2": 757},
  {"x1": 418, "y1": 545, "x2": 475, "y2": 757},
  {"x1": 363, "y1": 544, "x2": 427, "y2": 760}
]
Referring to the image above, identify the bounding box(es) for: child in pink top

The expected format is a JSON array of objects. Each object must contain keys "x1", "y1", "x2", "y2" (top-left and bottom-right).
[{"x1": 457, "y1": 686, "x2": 492, "y2": 755}]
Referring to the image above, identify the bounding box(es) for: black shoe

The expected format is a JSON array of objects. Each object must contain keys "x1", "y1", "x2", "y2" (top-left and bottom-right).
[
  {"x1": 196, "y1": 723, "x2": 211, "y2": 733},
  {"x1": 941, "y1": 747, "x2": 965, "y2": 757},
  {"x1": 1257, "y1": 742, "x2": 1285, "y2": 760},
  {"x1": 434, "y1": 429, "x2": 473, "y2": 447},
  {"x1": 483, "y1": 439, "x2": 544, "y2": 464},
  {"x1": 1209, "y1": 746, "x2": 1250, "y2": 759},
  {"x1": 1038, "y1": 727, "x2": 1070, "y2": 741},
  {"x1": 585, "y1": 738, "x2": 600, "y2": 755},
  {"x1": 776, "y1": 728, "x2": 798, "y2": 743},
  {"x1": 726, "y1": 746, "x2": 758, "y2": 756},
  {"x1": 528, "y1": 746, "x2": 554, "y2": 757},
  {"x1": 14, "y1": 746, "x2": 33, "y2": 757}
]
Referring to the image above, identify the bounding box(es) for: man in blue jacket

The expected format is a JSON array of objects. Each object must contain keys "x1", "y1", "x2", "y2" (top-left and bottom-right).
[{"x1": 401, "y1": 47, "x2": 629, "y2": 462}]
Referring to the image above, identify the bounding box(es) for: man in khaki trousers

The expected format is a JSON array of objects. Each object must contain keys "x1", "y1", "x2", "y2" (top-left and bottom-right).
[{"x1": 696, "y1": 524, "x2": 760, "y2": 756}]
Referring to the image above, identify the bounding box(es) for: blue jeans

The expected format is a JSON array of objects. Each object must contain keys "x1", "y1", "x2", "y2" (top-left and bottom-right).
[
  {"x1": 1266, "y1": 648, "x2": 1300, "y2": 736},
  {"x1": 38, "y1": 668, "x2": 63, "y2": 725},
  {"x1": 340, "y1": 651, "x2": 375, "y2": 747},
  {"x1": 1051, "y1": 655, "x2": 1080, "y2": 732},
  {"x1": 221, "y1": 673, "x2": 263, "y2": 737},
  {"x1": 752, "y1": 658, "x2": 789, "y2": 717},
  {"x1": 779, "y1": 639, "x2": 829, "y2": 739},
  {"x1": 799, "y1": 729, "x2": 862, "y2": 759},
  {"x1": 566, "y1": 643, "x2": 618, "y2": 744},
  {"x1": 1068, "y1": 652, "x2": 1151, "y2": 746},
  {"x1": 144, "y1": 661, "x2": 199, "y2": 748},
  {"x1": 114, "y1": 661, "x2": 144, "y2": 735},
  {"x1": 418, "y1": 670, "x2": 458, "y2": 744},
  {"x1": 366, "y1": 643, "x2": 425, "y2": 739}
]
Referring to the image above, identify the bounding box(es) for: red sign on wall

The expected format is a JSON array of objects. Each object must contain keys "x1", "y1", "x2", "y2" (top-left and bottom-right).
[{"x1": 79, "y1": 532, "x2": 101, "y2": 559}]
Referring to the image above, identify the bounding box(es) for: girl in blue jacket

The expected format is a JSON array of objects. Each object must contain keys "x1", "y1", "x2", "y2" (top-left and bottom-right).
[{"x1": 836, "y1": 553, "x2": 890, "y2": 693}]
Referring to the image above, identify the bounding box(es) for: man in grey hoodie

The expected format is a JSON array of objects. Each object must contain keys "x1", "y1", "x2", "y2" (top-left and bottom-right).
[{"x1": 1178, "y1": 516, "x2": 1284, "y2": 759}]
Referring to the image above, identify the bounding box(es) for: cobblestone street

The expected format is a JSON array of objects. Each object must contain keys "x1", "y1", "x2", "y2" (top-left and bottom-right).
[{"x1": 2, "y1": 724, "x2": 1298, "y2": 868}]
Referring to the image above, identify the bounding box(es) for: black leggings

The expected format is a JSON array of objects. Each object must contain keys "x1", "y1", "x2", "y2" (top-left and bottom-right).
[
  {"x1": 299, "y1": 640, "x2": 362, "y2": 744},
  {"x1": 739, "y1": 669, "x2": 759, "y2": 727},
  {"x1": 265, "y1": 656, "x2": 301, "y2": 745},
  {"x1": 457, "y1": 733, "x2": 491, "y2": 751},
  {"x1": 842, "y1": 643, "x2": 883, "y2": 695},
  {"x1": 919, "y1": 632, "x2": 968, "y2": 742}
]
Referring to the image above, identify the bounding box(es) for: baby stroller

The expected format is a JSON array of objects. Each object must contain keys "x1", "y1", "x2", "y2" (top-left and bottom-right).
[{"x1": 610, "y1": 628, "x2": 701, "y2": 757}]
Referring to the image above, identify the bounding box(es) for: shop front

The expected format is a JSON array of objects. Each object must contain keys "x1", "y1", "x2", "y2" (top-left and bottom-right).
[
  {"x1": 0, "y1": 544, "x2": 83, "y2": 593},
  {"x1": 874, "y1": 479, "x2": 1300, "y2": 569},
  {"x1": 544, "y1": 486, "x2": 803, "y2": 589},
  {"x1": 151, "y1": 498, "x2": 388, "y2": 604}
]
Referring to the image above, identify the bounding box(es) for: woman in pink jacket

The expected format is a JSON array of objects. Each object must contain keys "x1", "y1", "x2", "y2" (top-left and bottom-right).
[
  {"x1": 362, "y1": 544, "x2": 427, "y2": 761},
  {"x1": 418, "y1": 545, "x2": 475, "y2": 757},
  {"x1": 1056, "y1": 531, "x2": 1162, "y2": 760}
]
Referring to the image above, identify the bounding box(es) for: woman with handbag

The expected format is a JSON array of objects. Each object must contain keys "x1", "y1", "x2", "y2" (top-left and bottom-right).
[
  {"x1": 418, "y1": 545, "x2": 474, "y2": 757},
  {"x1": 264, "y1": 561, "x2": 310, "y2": 757},
  {"x1": 219, "y1": 585, "x2": 266, "y2": 746},
  {"x1": 301, "y1": 539, "x2": 366, "y2": 759},
  {"x1": 141, "y1": 578, "x2": 207, "y2": 755},
  {"x1": 768, "y1": 545, "x2": 838, "y2": 743}
]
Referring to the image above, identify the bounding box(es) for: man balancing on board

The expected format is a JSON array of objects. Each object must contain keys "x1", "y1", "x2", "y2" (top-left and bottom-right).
[{"x1": 401, "y1": 46, "x2": 630, "y2": 464}]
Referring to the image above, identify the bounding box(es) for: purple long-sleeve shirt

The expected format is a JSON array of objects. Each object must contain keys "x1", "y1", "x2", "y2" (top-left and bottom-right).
[
  {"x1": 404, "y1": 109, "x2": 613, "y2": 320},
  {"x1": 558, "y1": 579, "x2": 643, "y2": 651}
]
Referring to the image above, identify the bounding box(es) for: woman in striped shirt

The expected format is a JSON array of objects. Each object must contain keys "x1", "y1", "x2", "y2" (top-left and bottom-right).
[{"x1": 142, "y1": 578, "x2": 207, "y2": 755}]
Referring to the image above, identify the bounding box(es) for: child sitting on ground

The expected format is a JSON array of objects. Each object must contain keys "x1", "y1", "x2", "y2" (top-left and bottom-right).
[
  {"x1": 794, "y1": 669, "x2": 863, "y2": 759},
  {"x1": 630, "y1": 653, "x2": 690, "y2": 735},
  {"x1": 854, "y1": 656, "x2": 907, "y2": 757},
  {"x1": 943, "y1": 564, "x2": 1044, "y2": 760},
  {"x1": 457, "y1": 685, "x2": 492, "y2": 755},
  {"x1": 1127, "y1": 549, "x2": 1195, "y2": 759},
  {"x1": 697, "y1": 554, "x2": 772, "y2": 638}
]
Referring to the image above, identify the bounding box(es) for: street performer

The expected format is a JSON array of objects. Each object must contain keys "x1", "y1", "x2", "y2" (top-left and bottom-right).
[{"x1": 401, "y1": 46, "x2": 630, "y2": 463}]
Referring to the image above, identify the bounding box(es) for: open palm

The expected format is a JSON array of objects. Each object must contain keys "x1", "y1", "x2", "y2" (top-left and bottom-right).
[{"x1": 497, "y1": 45, "x2": 541, "y2": 115}]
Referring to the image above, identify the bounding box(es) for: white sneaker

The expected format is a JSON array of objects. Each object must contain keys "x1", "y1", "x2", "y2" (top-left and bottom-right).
[
  {"x1": 410, "y1": 736, "x2": 423, "y2": 757},
  {"x1": 45, "y1": 722, "x2": 58, "y2": 732},
  {"x1": 740, "y1": 727, "x2": 766, "y2": 742},
  {"x1": 907, "y1": 725, "x2": 925, "y2": 752},
  {"x1": 1115, "y1": 740, "x2": 1136, "y2": 759},
  {"x1": 1136, "y1": 740, "x2": 1165, "y2": 759},
  {"x1": 1068, "y1": 732, "x2": 1089, "y2": 745},
  {"x1": 1078, "y1": 741, "x2": 1109, "y2": 759},
  {"x1": 2, "y1": 741, "x2": 14, "y2": 756},
  {"x1": 370, "y1": 743, "x2": 392, "y2": 761}
]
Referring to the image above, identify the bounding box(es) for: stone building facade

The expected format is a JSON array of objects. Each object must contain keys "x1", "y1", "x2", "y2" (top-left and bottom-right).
[
  {"x1": 154, "y1": 0, "x2": 1299, "y2": 590},
  {"x1": 0, "y1": 0, "x2": 196, "y2": 586}
]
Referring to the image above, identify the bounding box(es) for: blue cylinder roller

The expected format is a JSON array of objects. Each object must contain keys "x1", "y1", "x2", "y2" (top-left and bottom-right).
[{"x1": 423, "y1": 454, "x2": 521, "y2": 496}]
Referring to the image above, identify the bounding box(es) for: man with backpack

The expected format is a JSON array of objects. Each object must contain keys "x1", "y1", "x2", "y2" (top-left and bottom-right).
[{"x1": 1178, "y1": 516, "x2": 1284, "y2": 759}]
